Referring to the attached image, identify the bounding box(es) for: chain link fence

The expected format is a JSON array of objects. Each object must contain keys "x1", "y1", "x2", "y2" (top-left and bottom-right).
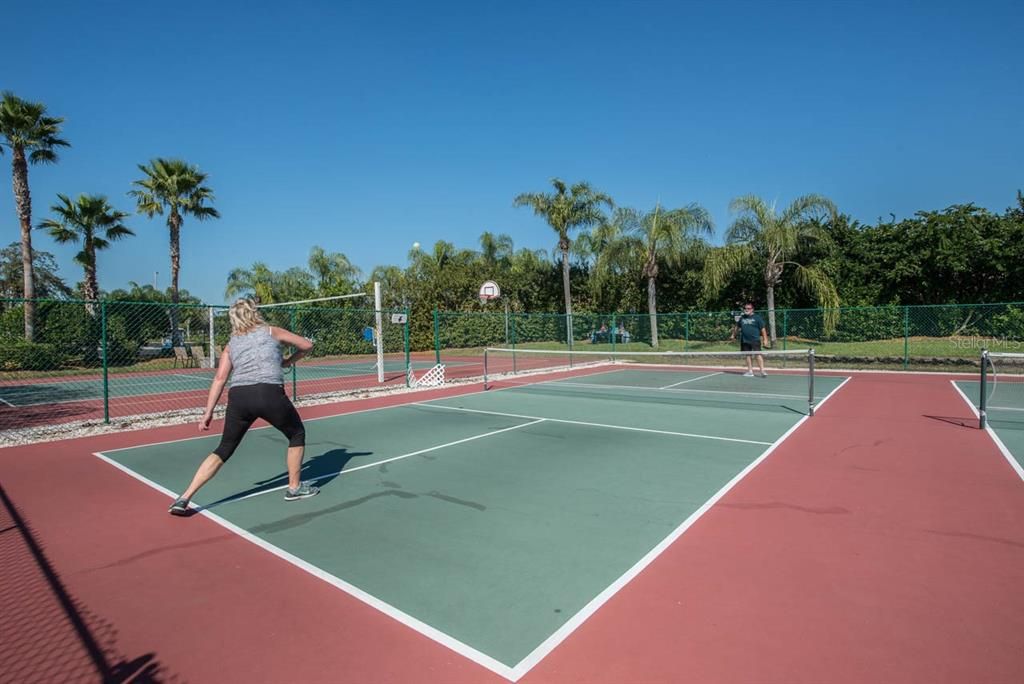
[
  {"x1": 0, "y1": 298, "x2": 410, "y2": 438},
  {"x1": 433, "y1": 302, "x2": 1024, "y2": 371}
]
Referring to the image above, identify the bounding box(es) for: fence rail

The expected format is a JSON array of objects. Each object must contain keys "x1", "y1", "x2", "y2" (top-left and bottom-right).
[{"x1": 0, "y1": 298, "x2": 410, "y2": 437}]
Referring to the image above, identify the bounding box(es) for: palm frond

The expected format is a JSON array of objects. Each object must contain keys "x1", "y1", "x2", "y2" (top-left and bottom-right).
[
  {"x1": 702, "y1": 243, "x2": 754, "y2": 299},
  {"x1": 780, "y1": 194, "x2": 837, "y2": 226},
  {"x1": 790, "y1": 263, "x2": 840, "y2": 332}
]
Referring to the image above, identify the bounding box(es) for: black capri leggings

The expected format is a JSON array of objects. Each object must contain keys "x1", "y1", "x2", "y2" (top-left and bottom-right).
[{"x1": 214, "y1": 383, "x2": 305, "y2": 461}]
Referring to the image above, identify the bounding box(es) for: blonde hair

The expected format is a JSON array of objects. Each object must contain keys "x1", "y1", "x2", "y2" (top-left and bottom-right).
[{"x1": 228, "y1": 298, "x2": 266, "y2": 335}]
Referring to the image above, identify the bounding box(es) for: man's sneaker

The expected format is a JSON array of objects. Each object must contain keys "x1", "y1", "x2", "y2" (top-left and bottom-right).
[
  {"x1": 284, "y1": 482, "x2": 320, "y2": 501},
  {"x1": 758, "y1": 370, "x2": 768, "y2": 377},
  {"x1": 743, "y1": 371, "x2": 755, "y2": 377},
  {"x1": 168, "y1": 498, "x2": 190, "y2": 516}
]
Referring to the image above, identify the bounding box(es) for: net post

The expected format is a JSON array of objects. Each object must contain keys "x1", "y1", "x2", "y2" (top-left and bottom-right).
[
  {"x1": 808, "y1": 348, "x2": 816, "y2": 416},
  {"x1": 404, "y1": 307, "x2": 411, "y2": 388},
  {"x1": 979, "y1": 348, "x2": 988, "y2": 429},
  {"x1": 484, "y1": 347, "x2": 489, "y2": 390},
  {"x1": 374, "y1": 282, "x2": 385, "y2": 383},
  {"x1": 684, "y1": 312, "x2": 689, "y2": 351},
  {"x1": 433, "y1": 309, "x2": 441, "y2": 365},
  {"x1": 611, "y1": 313, "x2": 617, "y2": 355},
  {"x1": 208, "y1": 305, "x2": 215, "y2": 369},
  {"x1": 101, "y1": 300, "x2": 110, "y2": 424}
]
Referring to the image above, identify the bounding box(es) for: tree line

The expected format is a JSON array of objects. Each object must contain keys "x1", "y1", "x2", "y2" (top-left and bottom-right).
[
  {"x1": 1, "y1": 92, "x2": 218, "y2": 342},
  {"x1": 4, "y1": 91, "x2": 1023, "y2": 350}
]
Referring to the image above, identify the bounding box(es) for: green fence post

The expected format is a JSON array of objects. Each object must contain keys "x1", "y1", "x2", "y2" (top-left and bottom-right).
[
  {"x1": 903, "y1": 305, "x2": 910, "y2": 369},
  {"x1": 433, "y1": 309, "x2": 441, "y2": 365},
  {"x1": 511, "y1": 312, "x2": 517, "y2": 374},
  {"x1": 611, "y1": 313, "x2": 617, "y2": 354},
  {"x1": 290, "y1": 306, "x2": 298, "y2": 399},
  {"x1": 101, "y1": 300, "x2": 110, "y2": 424},
  {"x1": 782, "y1": 309, "x2": 788, "y2": 351},
  {"x1": 404, "y1": 307, "x2": 411, "y2": 387}
]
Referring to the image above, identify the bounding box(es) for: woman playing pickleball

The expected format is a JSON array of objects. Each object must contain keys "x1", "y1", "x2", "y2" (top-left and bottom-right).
[{"x1": 168, "y1": 298, "x2": 318, "y2": 516}]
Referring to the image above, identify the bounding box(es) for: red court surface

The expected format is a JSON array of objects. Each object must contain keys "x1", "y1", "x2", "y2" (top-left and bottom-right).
[{"x1": 2, "y1": 372, "x2": 1022, "y2": 683}]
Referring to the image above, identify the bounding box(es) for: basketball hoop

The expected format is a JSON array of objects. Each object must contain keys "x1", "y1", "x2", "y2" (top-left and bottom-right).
[{"x1": 479, "y1": 280, "x2": 501, "y2": 305}]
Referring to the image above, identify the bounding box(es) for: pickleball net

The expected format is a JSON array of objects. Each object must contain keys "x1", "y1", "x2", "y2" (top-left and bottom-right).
[
  {"x1": 482, "y1": 347, "x2": 822, "y2": 416},
  {"x1": 978, "y1": 350, "x2": 1024, "y2": 429}
]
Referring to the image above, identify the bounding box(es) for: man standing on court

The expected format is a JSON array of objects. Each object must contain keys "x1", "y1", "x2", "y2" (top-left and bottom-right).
[{"x1": 730, "y1": 301, "x2": 769, "y2": 377}]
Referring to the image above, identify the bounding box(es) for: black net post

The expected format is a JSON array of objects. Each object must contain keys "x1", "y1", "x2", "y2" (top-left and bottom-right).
[
  {"x1": 808, "y1": 348, "x2": 816, "y2": 416},
  {"x1": 979, "y1": 349, "x2": 988, "y2": 429}
]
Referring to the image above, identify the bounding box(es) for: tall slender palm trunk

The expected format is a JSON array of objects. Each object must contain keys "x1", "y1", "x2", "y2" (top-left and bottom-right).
[
  {"x1": 647, "y1": 276, "x2": 658, "y2": 348},
  {"x1": 766, "y1": 283, "x2": 777, "y2": 343},
  {"x1": 12, "y1": 149, "x2": 35, "y2": 341},
  {"x1": 168, "y1": 213, "x2": 182, "y2": 344},
  {"x1": 83, "y1": 244, "x2": 99, "y2": 316},
  {"x1": 561, "y1": 244, "x2": 573, "y2": 347}
]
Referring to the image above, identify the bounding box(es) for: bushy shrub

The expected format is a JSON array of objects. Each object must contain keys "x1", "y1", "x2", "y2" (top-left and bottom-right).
[{"x1": 0, "y1": 341, "x2": 67, "y2": 371}]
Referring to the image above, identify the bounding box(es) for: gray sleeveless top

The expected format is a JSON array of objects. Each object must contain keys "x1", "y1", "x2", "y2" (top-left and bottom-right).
[{"x1": 228, "y1": 326, "x2": 284, "y2": 388}]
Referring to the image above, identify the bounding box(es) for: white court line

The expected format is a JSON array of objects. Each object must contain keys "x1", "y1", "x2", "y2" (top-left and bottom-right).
[
  {"x1": 506, "y1": 373, "x2": 852, "y2": 680},
  {"x1": 412, "y1": 402, "x2": 773, "y2": 446},
  {"x1": 989, "y1": 405, "x2": 1024, "y2": 412},
  {"x1": 660, "y1": 371, "x2": 723, "y2": 390},
  {"x1": 201, "y1": 418, "x2": 545, "y2": 510},
  {"x1": 949, "y1": 380, "x2": 1024, "y2": 483},
  {"x1": 532, "y1": 379, "x2": 810, "y2": 401},
  {"x1": 0, "y1": 396, "x2": 16, "y2": 407},
  {"x1": 91, "y1": 450, "x2": 518, "y2": 681}
]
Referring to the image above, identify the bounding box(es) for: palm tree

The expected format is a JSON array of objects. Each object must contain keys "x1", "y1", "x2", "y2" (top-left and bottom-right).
[
  {"x1": 595, "y1": 204, "x2": 712, "y2": 347},
  {"x1": 39, "y1": 194, "x2": 134, "y2": 310},
  {"x1": 514, "y1": 179, "x2": 612, "y2": 343},
  {"x1": 703, "y1": 194, "x2": 839, "y2": 342},
  {"x1": 131, "y1": 158, "x2": 218, "y2": 343},
  {"x1": 308, "y1": 246, "x2": 361, "y2": 295},
  {"x1": 479, "y1": 231, "x2": 514, "y2": 271},
  {"x1": 0, "y1": 92, "x2": 70, "y2": 340},
  {"x1": 225, "y1": 262, "x2": 278, "y2": 303}
]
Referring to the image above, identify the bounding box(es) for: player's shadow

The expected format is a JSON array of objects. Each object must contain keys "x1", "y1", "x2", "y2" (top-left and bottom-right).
[{"x1": 203, "y1": 448, "x2": 372, "y2": 510}]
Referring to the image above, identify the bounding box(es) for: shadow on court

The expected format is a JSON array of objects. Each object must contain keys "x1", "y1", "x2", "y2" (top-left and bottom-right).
[
  {"x1": 924, "y1": 414, "x2": 977, "y2": 429},
  {"x1": 0, "y1": 483, "x2": 177, "y2": 682},
  {"x1": 203, "y1": 448, "x2": 373, "y2": 509}
]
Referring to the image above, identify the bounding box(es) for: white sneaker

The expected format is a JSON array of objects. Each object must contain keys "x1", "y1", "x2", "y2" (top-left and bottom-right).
[
  {"x1": 758, "y1": 371, "x2": 768, "y2": 377},
  {"x1": 743, "y1": 371, "x2": 754, "y2": 377}
]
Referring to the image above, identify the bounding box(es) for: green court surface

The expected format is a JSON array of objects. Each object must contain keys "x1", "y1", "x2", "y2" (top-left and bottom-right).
[
  {"x1": 955, "y1": 379, "x2": 1024, "y2": 474},
  {"x1": 99, "y1": 368, "x2": 847, "y2": 672},
  {"x1": 0, "y1": 359, "x2": 436, "y2": 407}
]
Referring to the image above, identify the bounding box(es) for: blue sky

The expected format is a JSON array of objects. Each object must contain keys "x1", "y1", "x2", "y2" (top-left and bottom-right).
[{"x1": 4, "y1": 0, "x2": 1022, "y2": 304}]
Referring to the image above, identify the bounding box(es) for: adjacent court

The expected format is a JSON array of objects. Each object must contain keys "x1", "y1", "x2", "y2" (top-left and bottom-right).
[{"x1": 0, "y1": 358, "x2": 442, "y2": 408}]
